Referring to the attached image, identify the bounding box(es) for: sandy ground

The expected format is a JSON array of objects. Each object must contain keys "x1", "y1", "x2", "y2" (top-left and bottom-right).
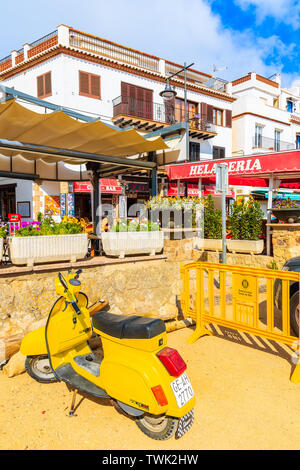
[{"x1": 0, "y1": 326, "x2": 300, "y2": 450}]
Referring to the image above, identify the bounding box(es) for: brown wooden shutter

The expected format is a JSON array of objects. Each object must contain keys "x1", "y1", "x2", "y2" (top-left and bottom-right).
[
  {"x1": 136, "y1": 86, "x2": 144, "y2": 118},
  {"x1": 91, "y1": 75, "x2": 100, "y2": 98},
  {"x1": 206, "y1": 104, "x2": 214, "y2": 124},
  {"x1": 79, "y1": 72, "x2": 90, "y2": 95},
  {"x1": 121, "y1": 82, "x2": 130, "y2": 115},
  {"x1": 225, "y1": 109, "x2": 232, "y2": 128},
  {"x1": 37, "y1": 75, "x2": 44, "y2": 98},
  {"x1": 44, "y1": 72, "x2": 52, "y2": 96},
  {"x1": 121, "y1": 82, "x2": 129, "y2": 99},
  {"x1": 144, "y1": 89, "x2": 153, "y2": 120}
]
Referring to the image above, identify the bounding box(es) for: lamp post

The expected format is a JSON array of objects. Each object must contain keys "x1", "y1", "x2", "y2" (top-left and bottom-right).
[{"x1": 160, "y1": 62, "x2": 194, "y2": 163}]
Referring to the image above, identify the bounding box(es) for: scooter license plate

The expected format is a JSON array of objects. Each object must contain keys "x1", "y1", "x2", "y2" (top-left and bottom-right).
[{"x1": 170, "y1": 372, "x2": 194, "y2": 408}]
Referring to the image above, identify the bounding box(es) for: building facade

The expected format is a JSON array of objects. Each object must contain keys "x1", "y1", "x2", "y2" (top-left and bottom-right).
[
  {"x1": 229, "y1": 72, "x2": 300, "y2": 157},
  {"x1": 0, "y1": 24, "x2": 234, "y2": 220}
]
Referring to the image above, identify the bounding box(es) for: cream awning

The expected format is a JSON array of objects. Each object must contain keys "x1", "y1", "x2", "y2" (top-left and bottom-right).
[{"x1": 0, "y1": 100, "x2": 169, "y2": 165}]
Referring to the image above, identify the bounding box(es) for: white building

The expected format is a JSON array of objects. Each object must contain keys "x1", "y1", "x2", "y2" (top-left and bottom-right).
[
  {"x1": 0, "y1": 24, "x2": 234, "y2": 220},
  {"x1": 228, "y1": 72, "x2": 300, "y2": 156}
]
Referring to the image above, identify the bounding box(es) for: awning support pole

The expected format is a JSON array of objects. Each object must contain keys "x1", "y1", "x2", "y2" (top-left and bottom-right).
[
  {"x1": 267, "y1": 176, "x2": 274, "y2": 256},
  {"x1": 151, "y1": 169, "x2": 158, "y2": 196},
  {"x1": 197, "y1": 178, "x2": 203, "y2": 238},
  {"x1": 87, "y1": 163, "x2": 101, "y2": 252}
]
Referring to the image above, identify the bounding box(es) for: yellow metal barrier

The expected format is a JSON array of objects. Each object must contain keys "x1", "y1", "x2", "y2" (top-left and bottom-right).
[{"x1": 180, "y1": 261, "x2": 300, "y2": 383}]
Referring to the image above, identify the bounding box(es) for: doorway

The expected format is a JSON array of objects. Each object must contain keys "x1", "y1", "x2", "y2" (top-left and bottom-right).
[{"x1": 0, "y1": 184, "x2": 16, "y2": 220}]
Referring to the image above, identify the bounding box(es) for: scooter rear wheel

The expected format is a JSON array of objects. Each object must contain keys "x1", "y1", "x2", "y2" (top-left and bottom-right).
[
  {"x1": 136, "y1": 414, "x2": 178, "y2": 440},
  {"x1": 25, "y1": 355, "x2": 57, "y2": 383}
]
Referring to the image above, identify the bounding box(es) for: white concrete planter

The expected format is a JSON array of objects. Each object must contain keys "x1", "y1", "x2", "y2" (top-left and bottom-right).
[
  {"x1": 101, "y1": 231, "x2": 164, "y2": 258},
  {"x1": 194, "y1": 238, "x2": 223, "y2": 252},
  {"x1": 227, "y1": 239, "x2": 264, "y2": 255},
  {"x1": 7, "y1": 233, "x2": 89, "y2": 266}
]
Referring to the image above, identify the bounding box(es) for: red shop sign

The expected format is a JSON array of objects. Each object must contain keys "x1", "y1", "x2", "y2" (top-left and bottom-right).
[{"x1": 73, "y1": 179, "x2": 122, "y2": 194}]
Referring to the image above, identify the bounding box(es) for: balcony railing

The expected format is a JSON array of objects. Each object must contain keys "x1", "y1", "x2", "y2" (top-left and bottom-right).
[
  {"x1": 252, "y1": 136, "x2": 294, "y2": 152},
  {"x1": 69, "y1": 30, "x2": 160, "y2": 72},
  {"x1": 205, "y1": 77, "x2": 228, "y2": 92},
  {"x1": 112, "y1": 96, "x2": 216, "y2": 133}
]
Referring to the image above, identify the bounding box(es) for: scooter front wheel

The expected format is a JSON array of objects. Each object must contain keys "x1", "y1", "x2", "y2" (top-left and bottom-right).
[
  {"x1": 25, "y1": 355, "x2": 57, "y2": 384},
  {"x1": 136, "y1": 414, "x2": 178, "y2": 440}
]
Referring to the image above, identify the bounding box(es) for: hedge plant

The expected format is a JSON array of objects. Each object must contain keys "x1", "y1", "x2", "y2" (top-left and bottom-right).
[
  {"x1": 203, "y1": 195, "x2": 222, "y2": 239},
  {"x1": 228, "y1": 197, "x2": 264, "y2": 240}
]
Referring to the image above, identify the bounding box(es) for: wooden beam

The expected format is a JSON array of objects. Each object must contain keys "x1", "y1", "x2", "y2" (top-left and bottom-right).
[
  {"x1": 145, "y1": 124, "x2": 156, "y2": 131},
  {"x1": 120, "y1": 119, "x2": 133, "y2": 127},
  {"x1": 113, "y1": 118, "x2": 124, "y2": 125},
  {"x1": 137, "y1": 123, "x2": 148, "y2": 129}
]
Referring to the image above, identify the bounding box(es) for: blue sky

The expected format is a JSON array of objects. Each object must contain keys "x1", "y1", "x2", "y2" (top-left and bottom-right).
[{"x1": 0, "y1": 0, "x2": 299, "y2": 88}]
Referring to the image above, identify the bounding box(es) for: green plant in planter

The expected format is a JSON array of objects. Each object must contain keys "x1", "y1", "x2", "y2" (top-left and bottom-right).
[
  {"x1": 273, "y1": 197, "x2": 298, "y2": 209},
  {"x1": 0, "y1": 224, "x2": 8, "y2": 238},
  {"x1": 204, "y1": 195, "x2": 222, "y2": 239},
  {"x1": 15, "y1": 215, "x2": 84, "y2": 237},
  {"x1": 228, "y1": 197, "x2": 264, "y2": 240},
  {"x1": 110, "y1": 219, "x2": 160, "y2": 232}
]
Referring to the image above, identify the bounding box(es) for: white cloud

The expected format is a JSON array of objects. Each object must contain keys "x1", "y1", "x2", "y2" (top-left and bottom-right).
[
  {"x1": 74, "y1": 0, "x2": 295, "y2": 84},
  {"x1": 0, "y1": 0, "x2": 298, "y2": 87},
  {"x1": 234, "y1": 0, "x2": 300, "y2": 28}
]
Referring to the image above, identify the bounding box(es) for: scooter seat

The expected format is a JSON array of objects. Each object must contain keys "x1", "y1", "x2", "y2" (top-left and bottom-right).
[{"x1": 92, "y1": 311, "x2": 165, "y2": 340}]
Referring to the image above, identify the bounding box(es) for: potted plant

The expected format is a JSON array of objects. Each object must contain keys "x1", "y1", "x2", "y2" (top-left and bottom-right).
[
  {"x1": 7, "y1": 215, "x2": 89, "y2": 266},
  {"x1": 145, "y1": 196, "x2": 201, "y2": 231},
  {"x1": 272, "y1": 198, "x2": 300, "y2": 223},
  {"x1": 227, "y1": 198, "x2": 264, "y2": 254},
  {"x1": 101, "y1": 218, "x2": 164, "y2": 258},
  {"x1": 194, "y1": 195, "x2": 223, "y2": 252}
]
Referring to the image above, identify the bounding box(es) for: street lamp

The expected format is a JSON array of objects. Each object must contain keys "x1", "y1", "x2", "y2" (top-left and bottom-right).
[
  {"x1": 160, "y1": 62, "x2": 194, "y2": 162},
  {"x1": 159, "y1": 79, "x2": 177, "y2": 101}
]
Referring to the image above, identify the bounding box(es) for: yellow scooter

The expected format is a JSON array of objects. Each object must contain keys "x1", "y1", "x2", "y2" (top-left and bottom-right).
[{"x1": 20, "y1": 270, "x2": 195, "y2": 440}]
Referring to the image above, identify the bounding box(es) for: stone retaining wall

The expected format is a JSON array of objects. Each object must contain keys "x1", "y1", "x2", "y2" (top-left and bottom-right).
[
  {"x1": 270, "y1": 225, "x2": 300, "y2": 268},
  {"x1": 164, "y1": 237, "x2": 274, "y2": 268},
  {"x1": 0, "y1": 259, "x2": 183, "y2": 340}
]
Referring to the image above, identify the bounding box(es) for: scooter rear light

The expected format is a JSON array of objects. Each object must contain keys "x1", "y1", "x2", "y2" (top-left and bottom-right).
[
  {"x1": 151, "y1": 385, "x2": 168, "y2": 406},
  {"x1": 157, "y1": 347, "x2": 187, "y2": 377}
]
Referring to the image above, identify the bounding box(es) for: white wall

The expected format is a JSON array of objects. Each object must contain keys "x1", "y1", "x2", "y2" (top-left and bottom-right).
[
  {"x1": 2, "y1": 52, "x2": 233, "y2": 163},
  {"x1": 0, "y1": 178, "x2": 33, "y2": 219}
]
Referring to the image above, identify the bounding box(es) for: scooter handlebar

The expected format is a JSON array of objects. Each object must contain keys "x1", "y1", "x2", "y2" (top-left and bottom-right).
[
  {"x1": 58, "y1": 272, "x2": 68, "y2": 290},
  {"x1": 58, "y1": 272, "x2": 82, "y2": 315}
]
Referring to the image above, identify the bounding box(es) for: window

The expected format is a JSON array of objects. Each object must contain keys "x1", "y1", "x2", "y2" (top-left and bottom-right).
[
  {"x1": 174, "y1": 98, "x2": 198, "y2": 126},
  {"x1": 296, "y1": 134, "x2": 300, "y2": 149},
  {"x1": 79, "y1": 71, "x2": 101, "y2": 99},
  {"x1": 287, "y1": 100, "x2": 294, "y2": 113},
  {"x1": 213, "y1": 146, "x2": 225, "y2": 159},
  {"x1": 212, "y1": 108, "x2": 223, "y2": 126},
  {"x1": 189, "y1": 142, "x2": 200, "y2": 161},
  {"x1": 37, "y1": 72, "x2": 52, "y2": 99},
  {"x1": 255, "y1": 124, "x2": 263, "y2": 148},
  {"x1": 274, "y1": 130, "x2": 281, "y2": 151}
]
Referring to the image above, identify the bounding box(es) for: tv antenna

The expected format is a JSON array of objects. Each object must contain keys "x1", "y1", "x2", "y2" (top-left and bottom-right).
[{"x1": 212, "y1": 64, "x2": 228, "y2": 73}]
